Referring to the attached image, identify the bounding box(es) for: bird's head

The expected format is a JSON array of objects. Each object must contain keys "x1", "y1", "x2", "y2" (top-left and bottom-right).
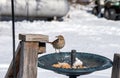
[{"x1": 56, "y1": 35, "x2": 64, "y2": 40}]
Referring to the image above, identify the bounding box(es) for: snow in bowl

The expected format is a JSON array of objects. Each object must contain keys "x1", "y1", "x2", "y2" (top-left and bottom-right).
[{"x1": 38, "y1": 52, "x2": 112, "y2": 78}]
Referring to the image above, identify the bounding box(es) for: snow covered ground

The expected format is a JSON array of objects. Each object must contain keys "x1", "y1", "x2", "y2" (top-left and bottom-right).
[{"x1": 0, "y1": 5, "x2": 120, "y2": 78}]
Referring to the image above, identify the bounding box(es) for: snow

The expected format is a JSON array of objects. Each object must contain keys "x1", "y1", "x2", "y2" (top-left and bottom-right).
[{"x1": 0, "y1": 5, "x2": 120, "y2": 78}]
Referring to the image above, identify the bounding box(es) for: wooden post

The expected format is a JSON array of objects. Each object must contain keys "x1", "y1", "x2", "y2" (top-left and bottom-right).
[
  {"x1": 5, "y1": 34, "x2": 49, "y2": 78},
  {"x1": 17, "y1": 42, "x2": 39, "y2": 78},
  {"x1": 111, "y1": 53, "x2": 120, "y2": 78}
]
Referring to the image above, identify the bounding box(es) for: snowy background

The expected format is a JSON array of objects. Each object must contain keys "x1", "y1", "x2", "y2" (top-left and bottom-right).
[{"x1": 0, "y1": 5, "x2": 120, "y2": 78}]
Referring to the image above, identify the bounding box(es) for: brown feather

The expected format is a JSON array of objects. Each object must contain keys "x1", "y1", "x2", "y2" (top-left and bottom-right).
[{"x1": 48, "y1": 35, "x2": 65, "y2": 52}]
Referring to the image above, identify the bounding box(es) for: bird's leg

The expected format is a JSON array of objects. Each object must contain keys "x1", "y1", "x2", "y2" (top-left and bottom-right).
[
  {"x1": 55, "y1": 49, "x2": 57, "y2": 53},
  {"x1": 59, "y1": 49, "x2": 60, "y2": 53}
]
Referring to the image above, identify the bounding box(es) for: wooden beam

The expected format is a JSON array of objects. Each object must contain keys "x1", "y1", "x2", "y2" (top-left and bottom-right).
[
  {"x1": 19, "y1": 34, "x2": 49, "y2": 42},
  {"x1": 38, "y1": 42, "x2": 46, "y2": 54},
  {"x1": 111, "y1": 53, "x2": 120, "y2": 78},
  {"x1": 17, "y1": 42, "x2": 39, "y2": 78},
  {"x1": 5, "y1": 34, "x2": 48, "y2": 78},
  {"x1": 19, "y1": 34, "x2": 48, "y2": 54},
  {"x1": 5, "y1": 42, "x2": 21, "y2": 78}
]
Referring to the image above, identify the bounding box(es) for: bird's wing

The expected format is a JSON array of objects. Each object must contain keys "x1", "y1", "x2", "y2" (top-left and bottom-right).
[{"x1": 52, "y1": 39, "x2": 59, "y2": 45}]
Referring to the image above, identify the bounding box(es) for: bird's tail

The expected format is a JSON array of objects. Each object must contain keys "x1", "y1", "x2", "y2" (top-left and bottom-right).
[{"x1": 47, "y1": 42, "x2": 52, "y2": 44}]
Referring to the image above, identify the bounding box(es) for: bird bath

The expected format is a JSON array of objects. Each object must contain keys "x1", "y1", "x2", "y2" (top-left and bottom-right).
[{"x1": 38, "y1": 51, "x2": 112, "y2": 78}]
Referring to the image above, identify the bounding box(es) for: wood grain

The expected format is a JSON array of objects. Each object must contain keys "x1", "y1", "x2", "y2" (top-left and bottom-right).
[
  {"x1": 5, "y1": 42, "x2": 21, "y2": 78},
  {"x1": 19, "y1": 34, "x2": 49, "y2": 42},
  {"x1": 5, "y1": 34, "x2": 48, "y2": 78},
  {"x1": 17, "y1": 42, "x2": 39, "y2": 78}
]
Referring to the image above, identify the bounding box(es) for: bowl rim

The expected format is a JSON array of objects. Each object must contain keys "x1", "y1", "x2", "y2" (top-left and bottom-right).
[{"x1": 38, "y1": 52, "x2": 112, "y2": 74}]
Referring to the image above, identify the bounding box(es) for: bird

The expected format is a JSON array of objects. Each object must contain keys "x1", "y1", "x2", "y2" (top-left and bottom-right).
[{"x1": 48, "y1": 35, "x2": 65, "y2": 53}]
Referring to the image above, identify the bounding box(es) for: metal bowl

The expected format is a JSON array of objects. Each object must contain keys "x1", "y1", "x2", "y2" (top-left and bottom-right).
[{"x1": 38, "y1": 52, "x2": 112, "y2": 77}]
